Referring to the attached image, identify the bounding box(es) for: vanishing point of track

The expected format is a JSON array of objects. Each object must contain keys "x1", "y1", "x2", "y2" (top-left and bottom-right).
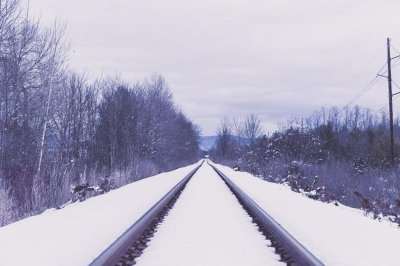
[{"x1": 89, "y1": 160, "x2": 324, "y2": 266}]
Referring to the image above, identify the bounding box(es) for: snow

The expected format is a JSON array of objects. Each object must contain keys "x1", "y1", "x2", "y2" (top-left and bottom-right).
[
  {"x1": 211, "y1": 162, "x2": 400, "y2": 266},
  {"x1": 1, "y1": 160, "x2": 400, "y2": 265},
  {"x1": 0, "y1": 162, "x2": 201, "y2": 266},
  {"x1": 135, "y1": 163, "x2": 282, "y2": 266}
]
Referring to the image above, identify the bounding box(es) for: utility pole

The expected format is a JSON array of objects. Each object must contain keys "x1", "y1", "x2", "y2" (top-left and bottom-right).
[{"x1": 387, "y1": 37, "x2": 395, "y2": 165}]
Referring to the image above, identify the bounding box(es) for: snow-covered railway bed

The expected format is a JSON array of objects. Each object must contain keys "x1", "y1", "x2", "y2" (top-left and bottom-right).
[
  {"x1": 0, "y1": 162, "x2": 203, "y2": 266},
  {"x1": 2, "y1": 160, "x2": 399, "y2": 265},
  {"x1": 209, "y1": 162, "x2": 323, "y2": 266},
  {"x1": 90, "y1": 162, "x2": 203, "y2": 266},
  {"x1": 211, "y1": 162, "x2": 400, "y2": 265},
  {"x1": 92, "y1": 162, "x2": 324, "y2": 266},
  {"x1": 134, "y1": 162, "x2": 284, "y2": 266}
]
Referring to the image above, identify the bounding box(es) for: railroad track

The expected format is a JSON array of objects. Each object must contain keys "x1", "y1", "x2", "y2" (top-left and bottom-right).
[
  {"x1": 208, "y1": 162, "x2": 324, "y2": 266},
  {"x1": 90, "y1": 160, "x2": 324, "y2": 266},
  {"x1": 89, "y1": 162, "x2": 203, "y2": 266}
]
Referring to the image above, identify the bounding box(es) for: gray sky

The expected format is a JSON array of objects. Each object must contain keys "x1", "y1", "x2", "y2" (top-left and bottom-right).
[{"x1": 27, "y1": 0, "x2": 400, "y2": 135}]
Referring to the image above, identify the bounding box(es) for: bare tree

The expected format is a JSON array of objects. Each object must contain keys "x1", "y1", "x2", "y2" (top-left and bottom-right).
[
  {"x1": 0, "y1": 1, "x2": 201, "y2": 226},
  {"x1": 215, "y1": 117, "x2": 233, "y2": 160},
  {"x1": 36, "y1": 22, "x2": 68, "y2": 176},
  {"x1": 243, "y1": 114, "x2": 263, "y2": 144}
]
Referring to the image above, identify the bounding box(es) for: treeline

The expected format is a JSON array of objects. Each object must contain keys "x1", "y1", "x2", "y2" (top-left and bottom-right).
[
  {"x1": 96, "y1": 77, "x2": 199, "y2": 172},
  {"x1": 0, "y1": 0, "x2": 199, "y2": 226},
  {"x1": 211, "y1": 107, "x2": 400, "y2": 225}
]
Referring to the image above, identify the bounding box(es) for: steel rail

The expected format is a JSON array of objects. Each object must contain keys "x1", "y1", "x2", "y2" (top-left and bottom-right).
[
  {"x1": 208, "y1": 162, "x2": 324, "y2": 266},
  {"x1": 89, "y1": 161, "x2": 203, "y2": 266}
]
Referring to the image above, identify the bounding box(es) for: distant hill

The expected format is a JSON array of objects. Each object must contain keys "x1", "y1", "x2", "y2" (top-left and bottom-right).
[
  {"x1": 199, "y1": 135, "x2": 250, "y2": 151},
  {"x1": 199, "y1": 136, "x2": 218, "y2": 151}
]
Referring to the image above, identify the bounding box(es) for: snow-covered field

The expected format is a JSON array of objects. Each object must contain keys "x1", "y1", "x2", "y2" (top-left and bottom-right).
[
  {"x1": 0, "y1": 162, "x2": 201, "y2": 265},
  {"x1": 1, "y1": 160, "x2": 400, "y2": 266},
  {"x1": 211, "y1": 162, "x2": 400, "y2": 266},
  {"x1": 135, "y1": 163, "x2": 282, "y2": 266}
]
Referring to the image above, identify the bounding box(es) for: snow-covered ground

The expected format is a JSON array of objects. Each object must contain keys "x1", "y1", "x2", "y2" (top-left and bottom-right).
[
  {"x1": 211, "y1": 162, "x2": 400, "y2": 266},
  {"x1": 1, "y1": 160, "x2": 400, "y2": 266},
  {"x1": 135, "y1": 163, "x2": 282, "y2": 266},
  {"x1": 0, "y1": 162, "x2": 201, "y2": 266}
]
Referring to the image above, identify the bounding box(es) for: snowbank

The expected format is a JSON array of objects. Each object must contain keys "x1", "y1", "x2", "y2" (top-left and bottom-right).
[
  {"x1": 213, "y1": 162, "x2": 400, "y2": 265},
  {"x1": 0, "y1": 162, "x2": 201, "y2": 266}
]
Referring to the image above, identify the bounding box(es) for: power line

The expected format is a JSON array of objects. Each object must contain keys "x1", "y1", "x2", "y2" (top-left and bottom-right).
[
  {"x1": 330, "y1": 56, "x2": 389, "y2": 117},
  {"x1": 391, "y1": 60, "x2": 400, "y2": 70},
  {"x1": 315, "y1": 45, "x2": 397, "y2": 145},
  {"x1": 335, "y1": 76, "x2": 380, "y2": 116},
  {"x1": 390, "y1": 43, "x2": 400, "y2": 55},
  {"x1": 377, "y1": 62, "x2": 388, "y2": 74},
  {"x1": 303, "y1": 42, "x2": 400, "y2": 146},
  {"x1": 335, "y1": 45, "x2": 399, "y2": 115},
  {"x1": 379, "y1": 57, "x2": 400, "y2": 75},
  {"x1": 352, "y1": 46, "x2": 386, "y2": 80},
  {"x1": 374, "y1": 94, "x2": 400, "y2": 115},
  {"x1": 392, "y1": 79, "x2": 400, "y2": 93}
]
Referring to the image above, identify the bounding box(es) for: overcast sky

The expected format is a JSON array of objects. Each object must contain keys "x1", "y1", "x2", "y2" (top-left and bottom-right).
[{"x1": 26, "y1": 0, "x2": 400, "y2": 135}]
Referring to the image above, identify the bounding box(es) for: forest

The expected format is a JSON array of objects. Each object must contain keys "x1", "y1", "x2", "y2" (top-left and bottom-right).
[
  {"x1": 0, "y1": 0, "x2": 200, "y2": 226},
  {"x1": 211, "y1": 107, "x2": 400, "y2": 225},
  {"x1": 1, "y1": 0, "x2": 399, "y2": 229}
]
